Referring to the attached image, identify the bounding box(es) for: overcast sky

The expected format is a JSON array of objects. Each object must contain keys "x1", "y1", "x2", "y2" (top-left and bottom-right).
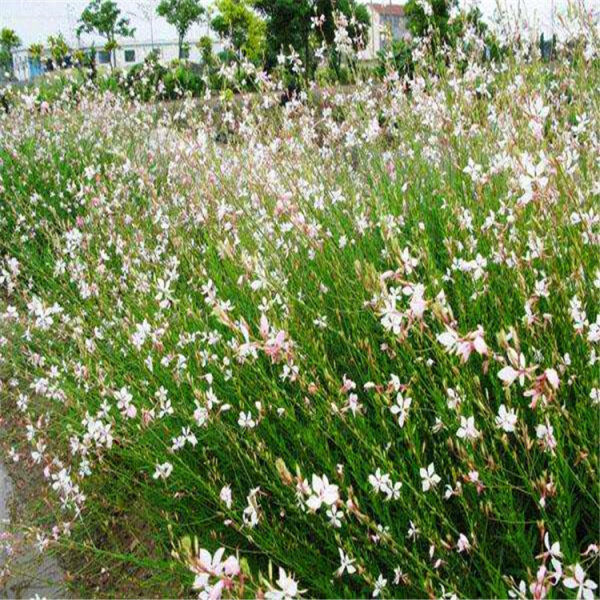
[{"x1": 0, "y1": 0, "x2": 585, "y2": 47}]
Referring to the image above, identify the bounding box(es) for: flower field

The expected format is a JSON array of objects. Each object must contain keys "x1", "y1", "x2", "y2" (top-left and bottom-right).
[{"x1": 0, "y1": 8, "x2": 599, "y2": 599}]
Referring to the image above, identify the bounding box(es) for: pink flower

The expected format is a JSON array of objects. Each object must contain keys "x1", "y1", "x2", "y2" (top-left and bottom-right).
[
  {"x1": 259, "y1": 314, "x2": 270, "y2": 339},
  {"x1": 456, "y1": 533, "x2": 471, "y2": 553},
  {"x1": 340, "y1": 374, "x2": 356, "y2": 394},
  {"x1": 498, "y1": 352, "x2": 535, "y2": 387},
  {"x1": 544, "y1": 368, "x2": 560, "y2": 389},
  {"x1": 437, "y1": 326, "x2": 488, "y2": 363},
  {"x1": 530, "y1": 565, "x2": 549, "y2": 600},
  {"x1": 191, "y1": 548, "x2": 240, "y2": 599},
  {"x1": 265, "y1": 330, "x2": 287, "y2": 362},
  {"x1": 498, "y1": 366, "x2": 520, "y2": 386}
]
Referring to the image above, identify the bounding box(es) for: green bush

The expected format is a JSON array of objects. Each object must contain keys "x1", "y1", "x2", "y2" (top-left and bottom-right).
[{"x1": 376, "y1": 39, "x2": 414, "y2": 79}]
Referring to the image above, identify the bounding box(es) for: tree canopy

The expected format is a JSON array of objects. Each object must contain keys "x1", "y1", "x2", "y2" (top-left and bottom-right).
[
  {"x1": 48, "y1": 34, "x2": 70, "y2": 67},
  {"x1": 211, "y1": 0, "x2": 266, "y2": 64},
  {"x1": 157, "y1": 0, "x2": 205, "y2": 59},
  {"x1": 28, "y1": 43, "x2": 44, "y2": 62},
  {"x1": 404, "y1": 0, "x2": 487, "y2": 52},
  {"x1": 0, "y1": 28, "x2": 21, "y2": 77},
  {"x1": 253, "y1": 0, "x2": 369, "y2": 79},
  {"x1": 77, "y1": 0, "x2": 135, "y2": 68}
]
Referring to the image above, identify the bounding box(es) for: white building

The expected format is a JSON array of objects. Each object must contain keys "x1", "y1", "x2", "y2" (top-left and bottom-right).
[
  {"x1": 10, "y1": 50, "x2": 39, "y2": 83},
  {"x1": 93, "y1": 38, "x2": 218, "y2": 67},
  {"x1": 10, "y1": 37, "x2": 223, "y2": 83},
  {"x1": 362, "y1": 2, "x2": 409, "y2": 60}
]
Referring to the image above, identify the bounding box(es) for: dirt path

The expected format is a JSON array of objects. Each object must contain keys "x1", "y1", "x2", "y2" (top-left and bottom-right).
[{"x1": 0, "y1": 461, "x2": 67, "y2": 599}]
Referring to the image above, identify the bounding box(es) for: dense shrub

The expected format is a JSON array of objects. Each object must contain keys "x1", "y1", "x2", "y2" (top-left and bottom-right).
[{"x1": 376, "y1": 39, "x2": 414, "y2": 79}]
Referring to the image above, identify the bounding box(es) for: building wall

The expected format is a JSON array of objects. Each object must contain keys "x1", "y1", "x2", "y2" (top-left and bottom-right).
[
  {"x1": 361, "y1": 5, "x2": 408, "y2": 61},
  {"x1": 109, "y1": 42, "x2": 208, "y2": 69},
  {"x1": 10, "y1": 39, "x2": 222, "y2": 83},
  {"x1": 12, "y1": 51, "x2": 33, "y2": 82}
]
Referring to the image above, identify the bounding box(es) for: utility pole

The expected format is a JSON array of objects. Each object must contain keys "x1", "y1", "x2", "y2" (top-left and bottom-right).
[
  {"x1": 67, "y1": 2, "x2": 79, "y2": 48},
  {"x1": 135, "y1": 0, "x2": 157, "y2": 49},
  {"x1": 370, "y1": 1, "x2": 375, "y2": 58}
]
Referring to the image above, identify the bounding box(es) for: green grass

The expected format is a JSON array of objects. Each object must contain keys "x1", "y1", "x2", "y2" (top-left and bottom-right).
[{"x1": 0, "y1": 20, "x2": 599, "y2": 600}]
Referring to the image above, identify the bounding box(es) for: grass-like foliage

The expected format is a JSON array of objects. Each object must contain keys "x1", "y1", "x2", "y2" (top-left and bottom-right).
[{"x1": 0, "y1": 6, "x2": 598, "y2": 599}]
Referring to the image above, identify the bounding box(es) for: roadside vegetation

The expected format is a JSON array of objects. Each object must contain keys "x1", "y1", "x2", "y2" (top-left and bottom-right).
[
  {"x1": 0, "y1": 0, "x2": 493, "y2": 101},
  {"x1": 0, "y1": 2, "x2": 599, "y2": 598}
]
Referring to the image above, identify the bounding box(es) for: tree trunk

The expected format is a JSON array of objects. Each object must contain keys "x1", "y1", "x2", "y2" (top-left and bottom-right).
[{"x1": 109, "y1": 34, "x2": 116, "y2": 70}]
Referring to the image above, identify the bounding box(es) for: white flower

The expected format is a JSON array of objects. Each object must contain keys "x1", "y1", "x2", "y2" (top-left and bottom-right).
[
  {"x1": 496, "y1": 404, "x2": 518, "y2": 433},
  {"x1": 368, "y1": 469, "x2": 402, "y2": 501},
  {"x1": 242, "y1": 487, "x2": 260, "y2": 528},
  {"x1": 238, "y1": 411, "x2": 256, "y2": 428},
  {"x1": 498, "y1": 365, "x2": 519, "y2": 386},
  {"x1": 456, "y1": 416, "x2": 480, "y2": 441},
  {"x1": 197, "y1": 547, "x2": 224, "y2": 573},
  {"x1": 368, "y1": 468, "x2": 391, "y2": 494},
  {"x1": 114, "y1": 386, "x2": 137, "y2": 419},
  {"x1": 437, "y1": 329, "x2": 458, "y2": 351},
  {"x1": 588, "y1": 315, "x2": 600, "y2": 343},
  {"x1": 153, "y1": 462, "x2": 173, "y2": 480},
  {"x1": 380, "y1": 295, "x2": 403, "y2": 335},
  {"x1": 393, "y1": 566, "x2": 406, "y2": 585},
  {"x1": 220, "y1": 485, "x2": 232, "y2": 509},
  {"x1": 536, "y1": 421, "x2": 557, "y2": 454},
  {"x1": 335, "y1": 548, "x2": 356, "y2": 577},
  {"x1": 407, "y1": 520, "x2": 420, "y2": 540},
  {"x1": 420, "y1": 463, "x2": 441, "y2": 492},
  {"x1": 390, "y1": 393, "x2": 412, "y2": 427},
  {"x1": 563, "y1": 564, "x2": 597, "y2": 600},
  {"x1": 373, "y1": 574, "x2": 387, "y2": 597},
  {"x1": 446, "y1": 388, "x2": 462, "y2": 410},
  {"x1": 387, "y1": 481, "x2": 403, "y2": 500},
  {"x1": 539, "y1": 532, "x2": 563, "y2": 562},
  {"x1": 194, "y1": 403, "x2": 209, "y2": 426},
  {"x1": 326, "y1": 507, "x2": 344, "y2": 528},
  {"x1": 191, "y1": 547, "x2": 240, "y2": 593},
  {"x1": 306, "y1": 474, "x2": 339, "y2": 511},
  {"x1": 265, "y1": 567, "x2": 304, "y2": 600}
]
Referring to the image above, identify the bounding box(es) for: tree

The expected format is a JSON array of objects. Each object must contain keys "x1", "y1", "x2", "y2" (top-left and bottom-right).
[
  {"x1": 253, "y1": 0, "x2": 312, "y2": 78},
  {"x1": 28, "y1": 43, "x2": 44, "y2": 63},
  {"x1": 318, "y1": 0, "x2": 370, "y2": 78},
  {"x1": 253, "y1": 0, "x2": 369, "y2": 81},
  {"x1": 157, "y1": 0, "x2": 205, "y2": 60},
  {"x1": 317, "y1": 0, "x2": 370, "y2": 52},
  {"x1": 404, "y1": 0, "x2": 488, "y2": 57},
  {"x1": 0, "y1": 28, "x2": 21, "y2": 78},
  {"x1": 47, "y1": 34, "x2": 70, "y2": 68},
  {"x1": 77, "y1": 0, "x2": 135, "y2": 69},
  {"x1": 404, "y1": 0, "x2": 466, "y2": 51},
  {"x1": 211, "y1": 0, "x2": 265, "y2": 64}
]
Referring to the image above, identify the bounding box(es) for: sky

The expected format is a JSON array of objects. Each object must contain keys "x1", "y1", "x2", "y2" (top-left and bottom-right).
[{"x1": 0, "y1": 0, "x2": 586, "y2": 47}]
